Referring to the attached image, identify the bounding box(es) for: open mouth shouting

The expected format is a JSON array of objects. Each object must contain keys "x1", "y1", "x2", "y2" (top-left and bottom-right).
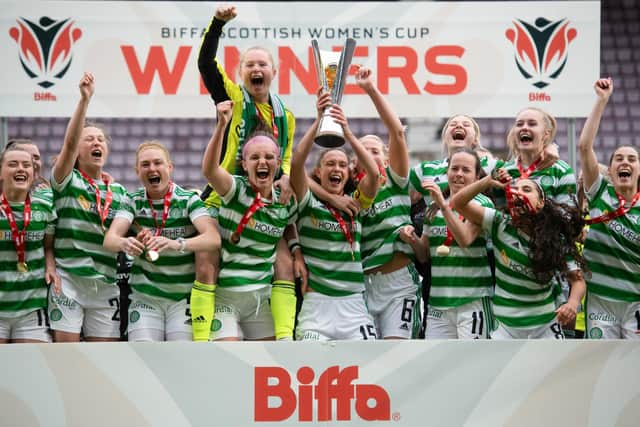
[
  {"x1": 256, "y1": 166, "x2": 270, "y2": 180},
  {"x1": 91, "y1": 148, "x2": 103, "y2": 160},
  {"x1": 616, "y1": 167, "x2": 633, "y2": 183},
  {"x1": 147, "y1": 174, "x2": 161, "y2": 185},
  {"x1": 452, "y1": 128, "x2": 466, "y2": 141},
  {"x1": 519, "y1": 131, "x2": 533, "y2": 145},
  {"x1": 12, "y1": 172, "x2": 29, "y2": 185},
  {"x1": 250, "y1": 74, "x2": 265, "y2": 90}
]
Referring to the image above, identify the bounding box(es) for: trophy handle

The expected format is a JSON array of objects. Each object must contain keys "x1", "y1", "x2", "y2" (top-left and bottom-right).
[
  {"x1": 332, "y1": 38, "x2": 356, "y2": 105},
  {"x1": 311, "y1": 39, "x2": 328, "y2": 93}
]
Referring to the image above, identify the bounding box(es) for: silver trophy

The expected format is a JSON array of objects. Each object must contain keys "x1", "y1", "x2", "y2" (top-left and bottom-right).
[{"x1": 312, "y1": 38, "x2": 356, "y2": 147}]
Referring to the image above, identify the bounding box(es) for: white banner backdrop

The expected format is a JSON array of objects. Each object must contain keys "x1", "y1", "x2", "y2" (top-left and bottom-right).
[
  {"x1": 0, "y1": 341, "x2": 638, "y2": 426},
  {"x1": 1, "y1": 1, "x2": 600, "y2": 118}
]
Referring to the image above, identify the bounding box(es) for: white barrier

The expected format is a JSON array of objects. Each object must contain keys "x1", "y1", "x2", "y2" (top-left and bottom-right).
[
  {"x1": 0, "y1": 340, "x2": 638, "y2": 426},
  {"x1": 2, "y1": 1, "x2": 599, "y2": 118}
]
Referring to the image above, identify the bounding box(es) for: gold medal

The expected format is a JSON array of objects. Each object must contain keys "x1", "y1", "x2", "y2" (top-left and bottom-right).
[
  {"x1": 230, "y1": 232, "x2": 240, "y2": 245},
  {"x1": 145, "y1": 250, "x2": 159, "y2": 262},
  {"x1": 17, "y1": 262, "x2": 29, "y2": 273},
  {"x1": 436, "y1": 245, "x2": 450, "y2": 257}
]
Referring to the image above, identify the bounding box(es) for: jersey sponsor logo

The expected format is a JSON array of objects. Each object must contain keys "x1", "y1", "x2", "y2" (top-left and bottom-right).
[
  {"x1": 607, "y1": 221, "x2": 640, "y2": 245},
  {"x1": 254, "y1": 365, "x2": 391, "y2": 422},
  {"x1": 251, "y1": 221, "x2": 284, "y2": 238},
  {"x1": 9, "y1": 16, "x2": 82, "y2": 89},
  {"x1": 51, "y1": 294, "x2": 76, "y2": 309},
  {"x1": 500, "y1": 250, "x2": 535, "y2": 277},
  {"x1": 427, "y1": 309, "x2": 443, "y2": 319},
  {"x1": 2, "y1": 230, "x2": 45, "y2": 242},
  {"x1": 505, "y1": 17, "x2": 577, "y2": 89},
  {"x1": 362, "y1": 199, "x2": 394, "y2": 217},
  {"x1": 130, "y1": 301, "x2": 155, "y2": 311},
  {"x1": 588, "y1": 312, "x2": 616, "y2": 323}
]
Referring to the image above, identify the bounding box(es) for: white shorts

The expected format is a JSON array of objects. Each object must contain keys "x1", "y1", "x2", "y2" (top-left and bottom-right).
[
  {"x1": 425, "y1": 297, "x2": 491, "y2": 339},
  {"x1": 295, "y1": 292, "x2": 377, "y2": 341},
  {"x1": 0, "y1": 309, "x2": 51, "y2": 342},
  {"x1": 365, "y1": 264, "x2": 420, "y2": 338},
  {"x1": 210, "y1": 286, "x2": 274, "y2": 341},
  {"x1": 48, "y1": 269, "x2": 121, "y2": 338},
  {"x1": 586, "y1": 294, "x2": 640, "y2": 340},
  {"x1": 491, "y1": 317, "x2": 564, "y2": 340},
  {"x1": 127, "y1": 292, "x2": 192, "y2": 342}
]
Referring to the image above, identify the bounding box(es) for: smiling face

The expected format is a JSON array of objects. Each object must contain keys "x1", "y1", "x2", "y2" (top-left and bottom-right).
[
  {"x1": 16, "y1": 142, "x2": 42, "y2": 179},
  {"x1": 240, "y1": 48, "x2": 275, "y2": 103},
  {"x1": 609, "y1": 146, "x2": 640, "y2": 193},
  {"x1": 447, "y1": 151, "x2": 480, "y2": 195},
  {"x1": 511, "y1": 109, "x2": 552, "y2": 158},
  {"x1": 442, "y1": 115, "x2": 479, "y2": 155},
  {"x1": 77, "y1": 126, "x2": 109, "y2": 172},
  {"x1": 136, "y1": 145, "x2": 173, "y2": 197},
  {"x1": 241, "y1": 137, "x2": 280, "y2": 193},
  {"x1": 315, "y1": 149, "x2": 350, "y2": 195},
  {"x1": 0, "y1": 149, "x2": 33, "y2": 194}
]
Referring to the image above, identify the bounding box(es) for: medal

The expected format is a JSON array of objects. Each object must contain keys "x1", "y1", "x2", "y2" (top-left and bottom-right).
[
  {"x1": 436, "y1": 245, "x2": 450, "y2": 257},
  {"x1": 79, "y1": 169, "x2": 113, "y2": 232},
  {"x1": 145, "y1": 250, "x2": 159, "y2": 262},
  {"x1": 230, "y1": 231, "x2": 241, "y2": 245},
  {"x1": 17, "y1": 261, "x2": 29, "y2": 273}
]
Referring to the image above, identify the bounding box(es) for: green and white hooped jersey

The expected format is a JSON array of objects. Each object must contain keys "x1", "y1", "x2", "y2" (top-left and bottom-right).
[
  {"x1": 498, "y1": 159, "x2": 577, "y2": 207},
  {"x1": 584, "y1": 174, "x2": 640, "y2": 303},
  {"x1": 51, "y1": 169, "x2": 128, "y2": 284},
  {"x1": 116, "y1": 183, "x2": 208, "y2": 301},
  {"x1": 297, "y1": 190, "x2": 365, "y2": 296},
  {"x1": 410, "y1": 156, "x2": 497, "y2": 204},
  {"x1": 360, "y1": 166, "x2": 413, "y2": 271},
  {"x1": 482, "y1": 208, "x2": 569, "y2": 328},
  {"x1": 218, "y1": 176, "x2": 297, "y2": 289},
  {"x1": 0, "y1": 191, "x2": 56, "y2": 318},
  {"x1": 426, "y1": 194, "x2": 494, "y2": 309}
]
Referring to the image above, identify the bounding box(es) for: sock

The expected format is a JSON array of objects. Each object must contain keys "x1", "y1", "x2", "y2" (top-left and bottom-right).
[
  {"x1": 270, "y1": 280, "x2": 296, "y2": 340},
  {"x1": 190, "y1": 281, "x2": 216, "y2": 342}
]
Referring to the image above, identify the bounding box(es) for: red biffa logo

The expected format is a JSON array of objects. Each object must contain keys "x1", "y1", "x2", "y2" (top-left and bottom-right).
[{"x1": 254, "y1": 365, "x2": 391, "y2": 422}]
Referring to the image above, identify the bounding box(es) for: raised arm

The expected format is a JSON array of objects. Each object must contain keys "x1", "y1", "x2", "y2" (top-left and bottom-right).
[
  {"x1": 422, "y1": 179, "x2": 481, "y2": 248},
  {"x1": 356, "y1": 66, "x2": 408, "y2": 177},
  {"x1": 290, "y1": 88, "x2": 329, "y2": 201},
  {"x1": 578, "y1": 78, "x2": 613, "y2": 191},
  {"x1": 53, "y1": 72, "x2": 94, "y2": 184},
  {"x1": 451, "y1": 174, "x2": 506, "y2": 226},
  {"x1": 202, "y1": 100, "x2": 234, "y2": 196},
  {"x1": 198, "y1": 5, "x2": 236, "y2": 103},
  {"x1": 332, "y1": 106, "x2": 379, "y2": 201}
]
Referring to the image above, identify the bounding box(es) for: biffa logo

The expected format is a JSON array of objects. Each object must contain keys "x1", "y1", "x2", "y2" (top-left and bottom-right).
[
  {"x1": 505, "y1": 17, "x2": 577, "y2": 89},
  {"x1": 9, "y1": 16, "x2": 82, "y2": 88},
  {"x1": 254, "y1": 365, "x2": 391, "y2": 422}
]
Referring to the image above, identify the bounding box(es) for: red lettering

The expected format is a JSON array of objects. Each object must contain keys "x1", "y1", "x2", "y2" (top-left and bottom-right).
[
  {"x1": 121, "y1": 45, "x2": 191, "y2": 94},
  {"x1": 278, "y1": 46, "x2": 316, "y2": 95},
  {"x1": 377, "y1": 46, "x2": 420, "y2": 94},
  {"x1": 254, "y1": 367, "x2": 296, "y2": 422},
  {"x1": 254, "y1": 365, "x2": 390, "y2": 422},
  {"x1": 424, "y1": 45, "x2": 467, "y2": 95},
  {"x1": 223, "y1": 46, "x2": 240, "y2": 84},
  {"x1": 344, "y1": 46, "x2": 370, "y2": 95}
]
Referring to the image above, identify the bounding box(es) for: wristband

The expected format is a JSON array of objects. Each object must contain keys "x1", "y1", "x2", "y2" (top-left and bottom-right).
[{"x1": 177, "y1": 237, "x2": 187, "y2": 254}]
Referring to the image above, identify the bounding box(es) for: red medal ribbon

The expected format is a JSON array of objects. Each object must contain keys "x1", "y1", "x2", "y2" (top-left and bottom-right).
[
  {"x1": 232, "y1": 191, "x2": 269, "y2": 243},
  {"x1": 326, "y1": 204, "x2": 356, "y2": 260},
  {"x1": 586, "y1": 191, "x2": 640, "y2": 225},
  {"x1": 146, "y1": 181, "x2": 174, "y2": 236},
  {"x1": 255, "y1": 105, "x2": 278, "y2": 140},
  {"x1": 79, "y1": 169, "x2": 113, "y2": 230},
  {"x1": 353, "y1": 165, "x2": 387, "y2": 187},
  {"x1": 516, "y1": 156, "x2": 542, "y2": 180},
  {"x1": 442, "y1": 204, "x2": 465, "y2": 248},
  {"x1": 1, "y1": 193, "x2": 31, "y2": 265},
  {"x1": 505, "y1": 156, "x2": 542, "y2": 217}
]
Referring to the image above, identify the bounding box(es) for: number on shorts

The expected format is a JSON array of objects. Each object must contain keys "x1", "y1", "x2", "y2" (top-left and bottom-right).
[
  {"x1": 401, "y1": 298, "x2": 415, "y2": 323},
  {"x1": 359, "y1": 324, "x2": 376, "y2": 340},
  {"x1": 36, "y1": 309, "x2": 50, "y2": 327},
  {"x1": 108, "y1": 297, "x2": 120, "y2": 321},
  {"x1": 185, "y1": 294, "x2": 191, "y2": 318},
  {"x1": 550, "y1": 322, "x2": 563, "y2": 339},
  {"x1": 471, "y1": 311, "x2": 484, "y2": 335}
]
